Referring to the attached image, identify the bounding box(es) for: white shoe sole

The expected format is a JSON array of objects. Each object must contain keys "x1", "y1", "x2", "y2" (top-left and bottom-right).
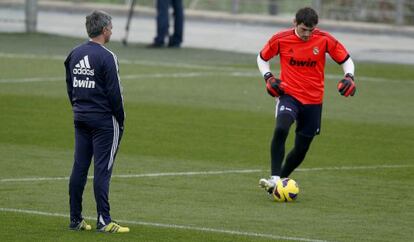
[{"x1": 259, "y1": 178, "x2": 275, "y2": 193}]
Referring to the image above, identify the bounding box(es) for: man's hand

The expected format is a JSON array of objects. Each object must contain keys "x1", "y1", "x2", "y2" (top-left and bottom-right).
[
  {"x1": 264, "y1": 72, "x2": 284, "y2": 97},
  {"x1": 337, "y1": 73, "x2": 356, "y2": 97}
]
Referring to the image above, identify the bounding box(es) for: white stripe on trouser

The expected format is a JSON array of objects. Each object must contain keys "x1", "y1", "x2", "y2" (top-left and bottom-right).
[
  {"x1": 99, "y1": 214, "x2": 106, "y2": 226},
  {"x1": 274, "y1": 97, "x2": 280, "y2": 118},
  {"x1": 108, "y1": 117, "x2": 119, "y2": 170}
]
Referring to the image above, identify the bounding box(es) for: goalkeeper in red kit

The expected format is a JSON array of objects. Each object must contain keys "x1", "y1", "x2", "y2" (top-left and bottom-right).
[{"x1": 257, "y1": 7, "x2": 356, "y2": 194}]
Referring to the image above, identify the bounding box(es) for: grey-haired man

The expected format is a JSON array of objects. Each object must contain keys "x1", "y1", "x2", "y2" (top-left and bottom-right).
[{"x1": 65, "y1": 10, "x2": 129, "y2": 233}]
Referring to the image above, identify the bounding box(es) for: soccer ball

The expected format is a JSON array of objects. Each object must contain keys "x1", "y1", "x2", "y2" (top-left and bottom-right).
[{"x1": 272, "y1": 178, "x2": 299, "y2": 202}]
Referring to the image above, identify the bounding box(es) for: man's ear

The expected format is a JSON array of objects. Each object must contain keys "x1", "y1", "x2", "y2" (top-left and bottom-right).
[{"x1": 293, "y1": 19, "x2": 297, "y2": 27}]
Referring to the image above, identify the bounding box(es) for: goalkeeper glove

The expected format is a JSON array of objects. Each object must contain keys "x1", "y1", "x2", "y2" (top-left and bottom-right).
[
  {"x1": 264, "y1": 72, "x2": 284, "y2": 97},
  {"x1": 337, "y1": 73, "x2": 356, "y2": 97}
]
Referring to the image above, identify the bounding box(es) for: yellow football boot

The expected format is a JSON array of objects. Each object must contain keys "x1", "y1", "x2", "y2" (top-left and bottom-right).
[{"x1": 98, "y1": 221, "x2": 130, "y2": 233}]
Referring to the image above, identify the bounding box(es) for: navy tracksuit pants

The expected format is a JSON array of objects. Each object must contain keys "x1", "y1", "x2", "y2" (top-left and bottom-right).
[
  {"x1": 69, "y1": 116, "x2": 122, "y2": 225},
  {"x1": 154, "y1": 0, "x2": 184, "y2": 46}
]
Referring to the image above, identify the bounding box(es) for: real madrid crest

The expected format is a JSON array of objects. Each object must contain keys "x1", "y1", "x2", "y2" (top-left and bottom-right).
[{"x1": 313, "y1": 47, "x2": 319, "y2": 55}]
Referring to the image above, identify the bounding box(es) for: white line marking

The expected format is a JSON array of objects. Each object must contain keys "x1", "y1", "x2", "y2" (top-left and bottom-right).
[
  {"x1": 0, "y1": 207, "x2": 328, "y2": 242},
  {"x1": 2, "y1": 72, "x2": 413, "y2": 84},
  {"x1": 115, "y1": 169, "x2": 262, "y2": 178},
  {"x1": 1, "y1": 165, "x2": 412, "y2": 183},
  {"x1": 0, "y1": 76, "x2": 61, "y2": 83},
  {"x1": 0, "y1": 52, "x2": 241, "y2": 71},
  {"x1": 0, "y1": 169, "x2": 261, "y2": 183},
  {"x1": 0, "y1": 72, "x2": 258, "y2": 84},
  {"x1": 1, "y1": 52, "x2": 413, "y2": 84},
  {"x1": 297, "y1": 164, "x2": 414, "y2": 171},
  {"x1": 0, "y1": 52, "x2": 64, "y2": 61},
  {"x1": 324, "y1": 74, "x2": 414, "y2": 84}
]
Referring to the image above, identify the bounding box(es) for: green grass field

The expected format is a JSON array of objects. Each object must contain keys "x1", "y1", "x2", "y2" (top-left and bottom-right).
[{"x1": 0, "y1": 33, "x2": 413, "y2": 242}]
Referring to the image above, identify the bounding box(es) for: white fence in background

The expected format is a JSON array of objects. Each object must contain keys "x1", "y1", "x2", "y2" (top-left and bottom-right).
[{"x1": 1, "y1": 0, "x2": 413, "y2": 33}]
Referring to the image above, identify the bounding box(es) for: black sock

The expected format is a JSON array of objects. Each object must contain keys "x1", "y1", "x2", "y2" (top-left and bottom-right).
[
  {"x1": 281, "y1": 133, "x2": 314, "y2": 177},
  {"x1": 270, "y1": 114, "x2": 294, "y2": 176}
]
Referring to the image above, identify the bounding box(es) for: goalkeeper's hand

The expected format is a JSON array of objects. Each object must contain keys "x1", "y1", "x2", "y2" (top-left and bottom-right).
[
  {"x1": 264, "y1": 72, "x2": 284, "y2": 97},
  {"x1": 337, "y1": 73, "x2": 356, "y2": 97}
]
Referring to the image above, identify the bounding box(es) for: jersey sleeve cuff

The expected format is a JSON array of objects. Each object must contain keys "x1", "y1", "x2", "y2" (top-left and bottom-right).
[
  {"x1": 337, "y1": 54, "x2": 350, "y2": 65},
  {"x1": 259, "y1": 52, "x2": 271, "y2": 62}
]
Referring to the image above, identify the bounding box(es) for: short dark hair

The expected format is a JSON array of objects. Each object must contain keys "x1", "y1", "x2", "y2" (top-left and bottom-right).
[
  {"x1": 85, "y1": 10, "x2": 112, "y2": 38},
  {"x1": 295, "y1": 7, "x2": 318, "y2": 27}
]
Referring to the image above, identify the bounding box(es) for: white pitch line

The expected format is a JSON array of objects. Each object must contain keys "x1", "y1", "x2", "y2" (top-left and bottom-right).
[
  {"x1": 296, "y1": 164, "x2": 414, "y2": 172},
  {"x1": 2, "y1": 72, "x2": 413, "y2": 84},
  {"x1": 0, "y1": 73, "x2": 201, "y2": 84},
  {"x1": 0, "y1": 76, "x2": 62, "y2": 83},
  {"x1": 0, "y1": 207, "x2": 328, "y2": 242},
  {"x1": 1, "y1": 73, "x2": 412, "y2": 85},
  {"x1": 114, "y1": 169, "x2": 262, "y2": 178},
  {"x1": 324, "y1": 74, "x2": 414, "y2": 84},
  {"x1": 0, "y1": 52, "x2": 64, "y2": 61},
  {"x1": 1, "y1": 52, "x2": 413, "y2": 83},
  {"x1": 0, "y1": 52, "x2": 242, "y2": 72},
  {"x1": 0, "y1": 169, "x2": 262, "y2": 183},
  {"x1": 0, "y1": 72, "x2": 259, "y2": 84},
  {"x1": 1, "y1": 164, "x2": 413, "y2": 183},
  {"x1": 122, "y1": 71, "x2": 259, "y2": 78}
]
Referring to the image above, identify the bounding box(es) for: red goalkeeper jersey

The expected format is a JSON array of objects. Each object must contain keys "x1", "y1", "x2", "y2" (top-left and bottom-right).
[{"x1": 260, "y1": 28, "x2": 349, "y2": 104}]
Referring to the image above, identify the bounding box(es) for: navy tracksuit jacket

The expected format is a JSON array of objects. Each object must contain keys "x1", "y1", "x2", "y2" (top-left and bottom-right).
[{"x1": 65, "y1": 41, "x2": 124, "y2": 225}]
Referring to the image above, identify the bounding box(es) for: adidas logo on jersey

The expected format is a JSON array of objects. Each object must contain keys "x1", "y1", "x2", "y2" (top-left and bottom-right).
[
  {"x1": 72, "y1": 55, "x2": 94, "y2": 76},
  {"x1": 73, "y1": 76, "x2": 95, "y2": 88}
]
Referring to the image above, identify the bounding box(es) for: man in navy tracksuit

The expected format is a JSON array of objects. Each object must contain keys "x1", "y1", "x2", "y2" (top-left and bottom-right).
[
  {"x1": 65, "y1": 10, "x2": 129, "y2": 233},
  {"x1": 148, "y1": 0, "x2": 184, "y2": 48}
]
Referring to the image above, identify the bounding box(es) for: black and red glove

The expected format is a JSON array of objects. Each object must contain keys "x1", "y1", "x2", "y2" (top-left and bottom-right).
[
  {"x1": 264, "y1": 72, "x2": 284, "y2": 97},
  {"x1": 337, "y1": 73, "x2": 356, "y2": 97}
]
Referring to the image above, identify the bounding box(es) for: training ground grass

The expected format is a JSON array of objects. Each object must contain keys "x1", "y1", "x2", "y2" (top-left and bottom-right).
[{"x1": 0, "y1": 33, "x2": 413, "y2": 242}]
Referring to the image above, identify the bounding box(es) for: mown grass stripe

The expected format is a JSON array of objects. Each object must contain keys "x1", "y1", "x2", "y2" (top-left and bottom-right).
[
  {"x1": 1, "y1": 165, "x2": 412, "y2": 183},
  {"x1": 0, "y1": 207, "x2": 329, "y2": 242}
]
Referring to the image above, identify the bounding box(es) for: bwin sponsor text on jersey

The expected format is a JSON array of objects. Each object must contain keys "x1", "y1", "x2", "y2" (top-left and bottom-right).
[
  {"x1": 289, "y1": 57, "x2": 317, "y2": 67},
  {"x1": 73, "y1": 76, "x2": 96, "y2": 88}
]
